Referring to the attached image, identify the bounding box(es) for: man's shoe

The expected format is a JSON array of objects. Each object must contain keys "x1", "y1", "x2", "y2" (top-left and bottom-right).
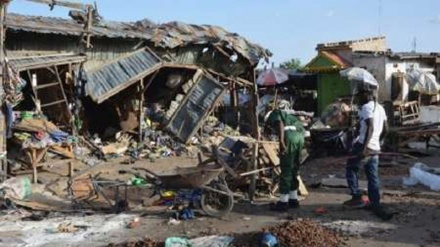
[
  {"x1": 343, "y1": 196, "x2": 367, "y2": 209},
  {"x1": 372, "y1": 206, "x2": 393, "y2": 221},
  {"x1": 269, "y1": 201, "x2": 289, "y2": 212},
  {"x1": 363, "y1": 204, "x2": 374, "y2": 211},
  {"x1": 289, "y1": 199, "x2": 300, "y2": 209}
]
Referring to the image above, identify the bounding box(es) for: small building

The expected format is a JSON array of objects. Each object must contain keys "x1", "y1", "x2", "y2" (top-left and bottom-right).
[
  {"x1": 352, "y1": 51, "x2": 440, "y2": 102},
  {"x1": 303, "y1": 36, "x2": 386, "y2": 114}
]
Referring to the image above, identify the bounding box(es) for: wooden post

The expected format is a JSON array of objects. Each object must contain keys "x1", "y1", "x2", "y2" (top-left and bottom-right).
[
  {"x1": 232, "y1": 81, "x2": 240, "y2": 129},
  {"x1": 85, "y1": 4, "x2": 93, "y2": 48},
  {"x1": 68, "y1": 161, "x2": 74, "y2": 178},
  {"x1": 54, "y1": 65, "x2": 72, "y2": 119},
  {"x1": 0, "y1": 2, "x2": 8, "y2": 183},
  {"x1": 272, "y1": 88, "x2": 278, "y2": 110},
  {"x1": 138, "y1": 79, "x2": 144, "y2": 144},
  {"x1": 249, "y1": 68, "x2": 260, "y2": 201},
  {"x1": 142, "y1": 70, "x2": 160, "y2": 94},
  {"x1": 230, "y1": 81, "x2": 239, "y2": 128}
]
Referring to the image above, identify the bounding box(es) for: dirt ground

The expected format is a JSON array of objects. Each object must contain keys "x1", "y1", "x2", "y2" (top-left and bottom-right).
[{"x1": 1, "y1": 151, "x2": 440, "y2": 247}]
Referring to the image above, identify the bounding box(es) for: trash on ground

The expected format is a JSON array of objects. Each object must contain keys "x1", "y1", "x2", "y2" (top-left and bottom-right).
[
  {"x1": 267, "y1": 219, "x2": 341, "y2": 247},
  {"x1": 403, "y1": 163, "x2": 440, "y2": 191}
]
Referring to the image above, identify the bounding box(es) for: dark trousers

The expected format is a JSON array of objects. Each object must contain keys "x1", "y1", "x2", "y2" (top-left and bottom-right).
[{"x1": 346, "y1": 142, "x2": 381, "y2": 207}]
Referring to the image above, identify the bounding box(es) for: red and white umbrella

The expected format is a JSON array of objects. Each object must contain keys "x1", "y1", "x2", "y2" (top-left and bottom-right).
[{"x1": 256, "y1": 68, "x2": 288, "y2": 86}]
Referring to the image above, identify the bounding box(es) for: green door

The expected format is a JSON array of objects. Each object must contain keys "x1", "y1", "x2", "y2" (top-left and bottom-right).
[{"x1": 317, "y1": 72, "x2": 350, "y2": 115}]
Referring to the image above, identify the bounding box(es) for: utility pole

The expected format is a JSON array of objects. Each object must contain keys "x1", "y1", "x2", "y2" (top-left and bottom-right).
[{"x1": 411, "y1": 37, "x2": 417, "y2": 53}]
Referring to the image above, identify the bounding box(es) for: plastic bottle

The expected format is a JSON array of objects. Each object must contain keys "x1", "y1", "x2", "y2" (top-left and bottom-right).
[{"x1": 259, "y1": 233, "x2": 278, "y2": 247}]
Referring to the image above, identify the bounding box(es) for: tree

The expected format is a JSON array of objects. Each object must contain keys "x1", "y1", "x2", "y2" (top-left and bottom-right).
[{"x1": 279, "y1": 58, "x2": 302, "y2": 70}]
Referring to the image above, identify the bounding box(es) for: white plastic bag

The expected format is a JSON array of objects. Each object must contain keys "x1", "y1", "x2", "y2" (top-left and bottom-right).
[
  {"x1": 0, "y1": 177, "x2": 32, "y2": 200},
  {"x1": 403, "y1": 163, "x2": 440, "y2": 191},
  {"x1": 189, "y1": 236, "x2": 234, "y2": 247}
]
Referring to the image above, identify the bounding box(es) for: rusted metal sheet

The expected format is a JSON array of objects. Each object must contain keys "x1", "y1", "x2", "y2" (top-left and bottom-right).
[
  {"x1": 9, "y1": 53, "x2": 86, "y2": 71},
  {"x1": 165, "y1": 73, "x2": 226, "y2": 143},
  {"x1": 85, "y1": 48, "x2": 161, "y2": 104},
  {"x1": 6, "y1": 13, "x2": 271, "y2": 65}
]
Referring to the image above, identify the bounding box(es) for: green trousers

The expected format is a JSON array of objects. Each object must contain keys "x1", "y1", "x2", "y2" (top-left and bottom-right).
[{"x1": 279, "y1": 131, "x2": 304, "y2": 194}]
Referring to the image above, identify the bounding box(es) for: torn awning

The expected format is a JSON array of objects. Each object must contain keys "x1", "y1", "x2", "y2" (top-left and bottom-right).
[
  {"x1": 85, "y1": 48, "x2": 162, "y2": 104},
  {"x1": 9, "y1": 53, "x2": 86, "y2": 71}
]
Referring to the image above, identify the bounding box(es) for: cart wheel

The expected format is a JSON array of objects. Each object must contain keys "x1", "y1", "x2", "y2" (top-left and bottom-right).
[{"x1": 200, "y1": 183, "x2": 234, "y2": 218}]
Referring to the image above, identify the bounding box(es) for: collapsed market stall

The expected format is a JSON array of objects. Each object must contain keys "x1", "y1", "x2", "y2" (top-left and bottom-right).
[{"x1": 0, "y1": 1, "x2": 293, "y2": 215}]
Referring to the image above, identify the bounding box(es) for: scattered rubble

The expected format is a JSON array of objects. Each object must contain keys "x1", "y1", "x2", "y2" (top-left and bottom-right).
[
  {"x1": 108, "y1": 238, "x2": 161, "y2": 247},
  {"x1": 1, "y1": 3, "x2": 440, "y2": 247},
  {"x1": 267, "y1": 219, "x2": 342, "y2": 247}
]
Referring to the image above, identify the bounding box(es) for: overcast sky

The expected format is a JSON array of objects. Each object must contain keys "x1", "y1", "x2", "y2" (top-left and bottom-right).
[{"x1": 8, "y1": 0, "x2": 440, "y2": 66}]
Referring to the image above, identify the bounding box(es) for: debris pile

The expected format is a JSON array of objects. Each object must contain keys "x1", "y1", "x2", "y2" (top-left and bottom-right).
[
  {"x1": 108, "y1": 238, "x2": 162, "y2": 247},
  {"x1": 321, "y1": 101, "x2": 352, "y2": 128},
  {"x1": 108, "y1": 236, "x2": 235, "y2": 247},
  {"x1": 267, "y1": 219, "x2": 342, "y2": 247}
]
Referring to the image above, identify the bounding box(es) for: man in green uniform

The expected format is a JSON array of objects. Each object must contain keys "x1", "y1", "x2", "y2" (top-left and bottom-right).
[{"x1": 266, "y1": 109, "x2": 305, "y2": 212}]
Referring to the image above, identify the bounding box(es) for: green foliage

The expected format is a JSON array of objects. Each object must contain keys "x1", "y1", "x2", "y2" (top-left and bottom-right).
[{"x1": 279, "y1": 58, "x2": 302, "y2": 70}]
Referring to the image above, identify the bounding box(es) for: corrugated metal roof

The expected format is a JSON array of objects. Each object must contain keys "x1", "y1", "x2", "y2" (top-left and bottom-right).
[
  {"x1": 9, "y1": 53, "x2": 86, "y2": 71},
  {"x1": 165, "y1": 73, "x2": 225, "y2": 143},
  {"x1": 6, "y1": 13, "x2": 271, "y2": 65},
  {"x1": 85, "y1": 49, "x2": 161, "y2": 103}
]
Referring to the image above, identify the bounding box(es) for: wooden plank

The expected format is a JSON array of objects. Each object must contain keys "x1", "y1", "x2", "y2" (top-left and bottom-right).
[
  {"x1": 10, "y1": 193, "x2": 75, "y2": 212},
  {"x1": 54, "y1": 65, "x2": 71, "y2": 113},
  {"x1": 262, "y1": 143, "x2": 280, "y2": 166},
  {"x1": 138, "y1": 79, "x2": 144, "y2": 143},
  {"x1": 69, "y1": 162, "x2": 74, "y2": 178},
  {"x1": 217, "y1": 154, "x2": 239, "y2": 178},
  {"x1": 0, "y1": 2, "x2": 5, "y2": 184},
  {"x1": 41, "y1": 99, "x2": 65, "y2": 108},
  {"x1": 397, "y1": 129, "x2": 440, "y2": 136},
  {"x1": 35, "y1": 82, "x2": 59, "y2": 90},
  {"x1": 25, "y1": 0, "x2": 87, "y2": 10},
  {"x1": 49, "y1": 145, "x2": 74, "y2": 159},
  {"x1": 85, "y1": 5, "x2": 93, "y2": 48},
  {"x1": 298, "y1": 176, "x2": 308, "y2": 196}
]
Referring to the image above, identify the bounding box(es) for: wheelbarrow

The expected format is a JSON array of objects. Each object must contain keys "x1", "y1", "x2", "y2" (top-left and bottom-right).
[{"x1": 136, "y1": 163, "x2": 235, "y2": 218}]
